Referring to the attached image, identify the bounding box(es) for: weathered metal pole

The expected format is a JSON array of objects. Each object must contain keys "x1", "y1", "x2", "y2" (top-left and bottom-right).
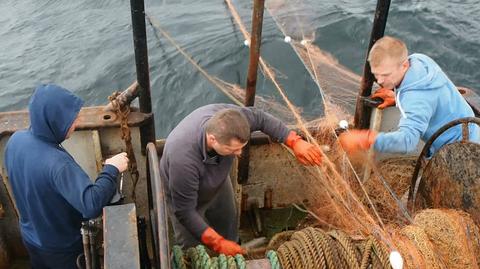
[
  {"x1": 129, "y1": 1, "x2": 158, "y2": 268},
  {"x1": 245, "y1": 0, "x2": 265, "y2": 107},
  {"x1": 130, "y1": 0, "x2": 156, "y2": 149},
  {"x1": 353, "y1": 0, "x2": 391, "y2": 129},
  {"x1": 238, "y1": 0, "x2": 265, "y2": 184}
]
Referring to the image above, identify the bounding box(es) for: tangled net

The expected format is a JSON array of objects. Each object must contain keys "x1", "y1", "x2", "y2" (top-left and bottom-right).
[{"x1": 149, "y1": 0, "x2": 480, "y2": 266}]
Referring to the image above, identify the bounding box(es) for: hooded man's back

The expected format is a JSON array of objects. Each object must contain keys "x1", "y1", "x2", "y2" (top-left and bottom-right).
[{"x1": 4, "y1": 84, "x2": 119, "y2": 255}]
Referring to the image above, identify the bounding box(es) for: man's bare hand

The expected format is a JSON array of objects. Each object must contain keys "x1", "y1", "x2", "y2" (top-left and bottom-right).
[{"x1": 105, "y1": 152, "x2": 129, "y2": 173}]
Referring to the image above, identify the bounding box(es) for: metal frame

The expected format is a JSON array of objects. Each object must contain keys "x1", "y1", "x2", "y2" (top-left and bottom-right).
[
  {"x1": 146, "y1": 143, "x2": 170, "y2": 269},
  {"x1": 407, "y1": 117, "x2": 480, "y2": 212}
]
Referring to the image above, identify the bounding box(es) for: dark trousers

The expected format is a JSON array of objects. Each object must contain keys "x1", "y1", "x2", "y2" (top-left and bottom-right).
[
  {"x1": 24, "y1": 241, "x2": 82, "y2": 269},
  {"x1": 169, "y1": 178, "x2": 238, "y2": 249}
]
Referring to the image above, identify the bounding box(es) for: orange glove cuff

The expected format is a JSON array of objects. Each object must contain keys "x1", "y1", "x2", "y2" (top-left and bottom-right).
[
  {"x1": 201, "y1": 227, "x2": 222, "y2": 248},
  {"x1": 285, "y1": 131, "x2": 302, "y2": 149},
  {"x1": 362, "y1": 130, "x2": 377, "y2": 150},
  {"x1": 201, "y1": 227, "x2": 245, "y2": 256}
]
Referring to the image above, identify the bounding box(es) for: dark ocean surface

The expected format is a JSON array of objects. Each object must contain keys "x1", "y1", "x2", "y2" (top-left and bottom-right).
[{"x1": 1, "y1": 0, "x2": 479, "y2": 137}]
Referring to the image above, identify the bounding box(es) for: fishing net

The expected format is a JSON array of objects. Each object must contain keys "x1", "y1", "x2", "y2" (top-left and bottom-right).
[
  {"x1": 413, "y1": 209, "x2": 480, "y2": 268},
  {"x1": 148, "y1": 0, "x2": 480, "y2": 266}
]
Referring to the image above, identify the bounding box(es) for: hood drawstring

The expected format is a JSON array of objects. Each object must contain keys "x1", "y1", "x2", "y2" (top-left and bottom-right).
[{"x1": 395, "y1": 87, "x2": 408, "y2": 119}]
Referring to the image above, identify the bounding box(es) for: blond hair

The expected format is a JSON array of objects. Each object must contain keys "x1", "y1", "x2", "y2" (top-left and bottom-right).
[{"x1": 368, "y1": 36, "x2": 408, "y2": 67}]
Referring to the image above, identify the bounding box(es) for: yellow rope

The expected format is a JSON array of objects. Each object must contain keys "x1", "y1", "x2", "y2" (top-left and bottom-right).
[
  {"x1": 275, "y1": 228, "x2": 391, "y2": 269},
  {"x1": 145, "y1": 14, "x2": 243, "y2": 107}
]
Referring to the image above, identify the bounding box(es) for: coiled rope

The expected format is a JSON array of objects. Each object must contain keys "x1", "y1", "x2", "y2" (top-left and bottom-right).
[
  {"x1": 172, "y1": 227, "x2": 392, "y2": 269},
  {"x1": 275, "y1": 227, "x2": 391, "y2": 269},
  {"x1": 173, "y1": 245, "x2": 246, "y2": 269}
]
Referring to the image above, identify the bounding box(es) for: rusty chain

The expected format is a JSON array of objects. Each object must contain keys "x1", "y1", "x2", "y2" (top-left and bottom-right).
[{"x1": 108, "y1": 92, "x2": 140, "y2": 202}]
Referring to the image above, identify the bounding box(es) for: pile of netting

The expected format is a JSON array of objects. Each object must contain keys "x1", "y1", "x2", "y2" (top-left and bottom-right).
[
  {"x1": 172, "y1": 209, "x2": 480, "y2": 269},
  {"x1": 148, "y1": 0, "x2": 480, "y2": 267}
]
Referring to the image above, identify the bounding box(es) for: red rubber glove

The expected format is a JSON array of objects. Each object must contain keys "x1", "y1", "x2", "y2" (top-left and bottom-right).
[
  {"x1": 285, "y1": 131, "x2": 322, "y2": 165},
  {"x1": 201, "y1": 227, "x2": 245, "y2": 256},
  {"x1": 371, "y1": 87, "x2": 395, "y2": 109},
  {"x1": 338, "y1": 130, "x2": 377, "y2": 154}
]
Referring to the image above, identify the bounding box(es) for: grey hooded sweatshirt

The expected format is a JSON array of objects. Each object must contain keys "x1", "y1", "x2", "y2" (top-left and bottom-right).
[{"x1": 159, "y1": 104, "x2": 290, "y2": 239}]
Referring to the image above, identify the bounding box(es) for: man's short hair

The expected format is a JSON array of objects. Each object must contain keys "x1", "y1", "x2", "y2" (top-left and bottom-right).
[
  {"x1": 205, "y1": 109, "x2": 250, "y2": 145},
  {"x1": 368, "y1": 36, "x2": 408, "y2": 67}
]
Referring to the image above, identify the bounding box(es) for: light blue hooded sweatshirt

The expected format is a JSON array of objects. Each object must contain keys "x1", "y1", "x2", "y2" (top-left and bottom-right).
[{"x1": 374, "y1": 53, "x2": 479, "y2": 156}]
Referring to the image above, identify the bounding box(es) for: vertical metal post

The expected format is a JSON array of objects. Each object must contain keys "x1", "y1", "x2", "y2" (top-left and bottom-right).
[
  {"x1": 238, "y1": 0, "x2": 265, "y2": 184},
  {"x1": 353, "y1": 0, "x2": 391, "y2": 129},
  {"x1": 129, "y1": 1, "x2": 157, "y2": 268},
  {"x1": 130, "y1": 0, "x2": 156, "y2": 148},
  {"x1": 245, "y1": 0, "x2": 265, "y2": 107}
]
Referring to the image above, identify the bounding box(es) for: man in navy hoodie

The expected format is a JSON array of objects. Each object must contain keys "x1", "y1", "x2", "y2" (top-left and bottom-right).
[
  {"x1": 340, "y1": 36, "x2": 479, "y2": 157},
  {"x1": 4, "y1": 84, "x2": 129, "y2": 268}
]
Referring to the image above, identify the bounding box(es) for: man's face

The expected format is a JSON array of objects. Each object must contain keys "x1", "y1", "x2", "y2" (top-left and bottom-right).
[
  {"x1": 209, "y1": 135, "x2": 247, "y2": 156},
  {"x1": 371, "y1": 57, "x2": 409, "y2": 90}
]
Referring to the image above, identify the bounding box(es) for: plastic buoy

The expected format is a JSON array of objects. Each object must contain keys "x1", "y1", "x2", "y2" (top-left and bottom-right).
[
  {"x1": 339, "y1": 120, "x2": 349, "y2": 130},
  {"x1": 244, "y1": 39, "x2": 250, "y2": 46},
  {"x1": 300, "y1": 39, "x2": 308, "y2": 46},
  {"x1": 389, "y1": 251, "x2": 404, "y2": 269},
  {"x1": 284, "y1": 36, "x2": 291, "y2": 43}
]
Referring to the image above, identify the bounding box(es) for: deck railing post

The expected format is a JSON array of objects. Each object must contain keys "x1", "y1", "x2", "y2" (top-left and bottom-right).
[
  {"x1": 130, "y1": 0, "x2": 156, "y2": 149},
  {"x1": 129, "y1": 1, "x2": 158, "y2": 268},
  {"x1": 238, "y1": 0, "x2": 265, "y2": 184},
  {"x1": 354, "y1": 0, "x2": 391, "y2": 129}
]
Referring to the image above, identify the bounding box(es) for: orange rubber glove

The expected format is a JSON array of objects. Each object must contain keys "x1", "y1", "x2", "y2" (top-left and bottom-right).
[
  {"x1": 285, "y1": 131, "x2": 322, "y2": 165},
  {"x1": 338, "y1": 130, "x2": 377, "y2": 154},
  {"x1": 201, "y1": 227, "x2": 245, "y2": 256},
  {"x1": 371, "y1": 87, "x2": 395, "y2": 109}
]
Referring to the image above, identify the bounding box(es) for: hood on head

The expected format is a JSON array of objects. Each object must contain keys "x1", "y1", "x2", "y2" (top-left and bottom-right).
[
  {"x1": 398, "y1": 53, "x2": 446, "y2": 92},
  {"x1": 29, "y1": 84, "x2": 84, "y2": 144}
]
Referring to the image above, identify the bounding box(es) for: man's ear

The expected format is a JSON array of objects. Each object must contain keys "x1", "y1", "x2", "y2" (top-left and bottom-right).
[
  {"x1": 401, "y1": 59, "x2": 410, "y2": 71},
  {"x1": 206, "y1": 133, "x2": 216, "y2": 145}
]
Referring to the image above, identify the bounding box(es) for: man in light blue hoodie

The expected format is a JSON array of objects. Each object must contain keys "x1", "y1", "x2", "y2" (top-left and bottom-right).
[{"x1": 340, "y1": 36, "x2": 479, "y2": 157}]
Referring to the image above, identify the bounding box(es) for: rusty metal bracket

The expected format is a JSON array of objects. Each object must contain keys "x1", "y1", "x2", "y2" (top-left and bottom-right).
[{"x1": 104, "y1": 82, "x2": 140, "y2": 112}]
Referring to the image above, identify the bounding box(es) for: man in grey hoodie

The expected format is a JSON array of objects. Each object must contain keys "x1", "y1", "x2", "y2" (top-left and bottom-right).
[{"x1": 160, "y1": 104, "x2": 322, "y2": 255}]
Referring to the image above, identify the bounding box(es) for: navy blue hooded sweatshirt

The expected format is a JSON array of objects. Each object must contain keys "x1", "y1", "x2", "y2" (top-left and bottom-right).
[{"x1": 4, "y1": 84, "x2": 119, "y2": 252}]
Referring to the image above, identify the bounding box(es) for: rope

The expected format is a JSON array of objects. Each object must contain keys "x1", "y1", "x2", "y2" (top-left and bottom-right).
[
  {"x1": 267, "y1": 250, "x2": 281, "y2": 269},
  {"x1": 275, "y1": 228, "x2": 392, "y2": 269},
  {"x1": 173, "y1": 245, "x2": 187, "y2": 269},
  {"x1": 172, "y1": 227, "x2": 391, "y2": 269},
  {"x1": 175, "y1": 245, "x2": 248, "y2": 269},
  {"x1": 145, "y1": 15, "x2": 243, "y2": 107}
]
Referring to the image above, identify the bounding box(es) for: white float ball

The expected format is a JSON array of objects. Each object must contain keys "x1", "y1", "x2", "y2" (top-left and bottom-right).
[
  {"x1": 244, "y1": 39, "x2": 250, "y2": 46},
  {"x1": 338, "y1": 120, "x2": 349, "y2": 130},
  {"x1": 389, "y1": 251, "x2": 404, "y2": 269},
  {"x1": 284, "y1": 36, "x2": 291, "y2": 43}
]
